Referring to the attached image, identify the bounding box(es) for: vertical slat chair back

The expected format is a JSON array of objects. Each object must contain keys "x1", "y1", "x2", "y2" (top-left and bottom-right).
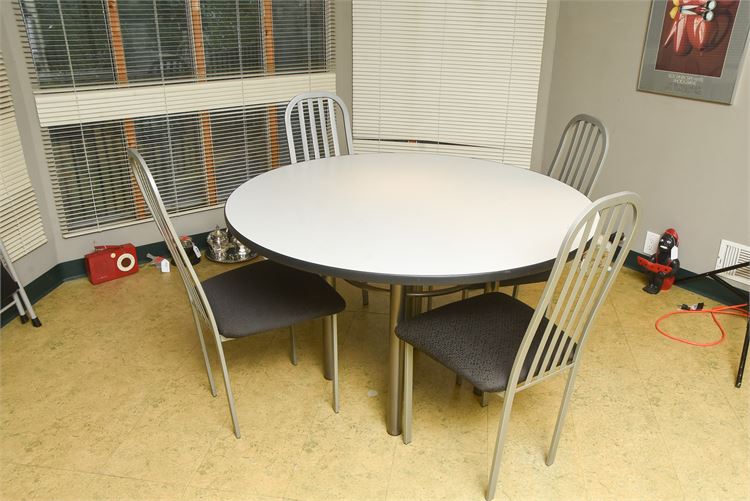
[
  {"x1": 510, "y1": 192, "x2": 639, "y2": 392},
  {"x1": 127, "y1": 148, "x2": 217, "y2": 332},
  {"x1": 546, "y1": 114, "x2": 608, "y2": 196},
  {"x1": 284, "y1": 92, "x2": 354, "y2": 164}
]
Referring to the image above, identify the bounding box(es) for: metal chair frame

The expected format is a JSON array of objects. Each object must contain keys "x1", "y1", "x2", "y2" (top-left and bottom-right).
[
  {"x1": 0, "y1": 238, "x2": 41, "y2": 327},
  {"x1": 401, "y1": 191, "x2": 640, "y2": 500},
  {"x1": 127, "y1": 148, "x2": 339, "y2": 439},
  {"x1": 546, "y1": 114, "x2": 609, "y2": 197},
  {"x1": 284, "y1": 91, "x2": 371, "y2": 306},
  {"x1": 284, "y1": 91, "x2": 354, "y2": 164},
  {"x1": 509, "y1": 115, "x2": 609, "y2": 300}
]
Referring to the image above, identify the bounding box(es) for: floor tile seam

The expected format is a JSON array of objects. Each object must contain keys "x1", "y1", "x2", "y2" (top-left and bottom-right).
[
  {"x1": 382, "y1": 438, "x2": 400, "y2": 501},
  {"x1": 554, "y1": 413, "x2": 592, "y2": 501},
  {"x1": 280, "y1": 392, "x2": 335, "y2": 500},
  {"x1": 96, "y1": 368, "x2": 210, "y2": 481},
  {"x1": 184, "y1": 427, "x2": 223, "y2": 495},
  {"x1": 1, "y1": 459, "x2": 187, "y2": 489},
  {"x1": 571, "y1": 307, "x2": 685, "y2": 499},
  {"x1": 611, "y1": 302, "x2": 690, "y2": 501},
  {"x1": 387, "y1": 438, "x2": 487, "y2": 458},
  {"x1": 74, "y1": 395, "x2": 156, "y2": 477},
  {"x1": 187, "y1": 482, "x2": 287, "y2": 501},
  {"x1": 281, "y1": 459, "x2": 301, "y2": 500}
]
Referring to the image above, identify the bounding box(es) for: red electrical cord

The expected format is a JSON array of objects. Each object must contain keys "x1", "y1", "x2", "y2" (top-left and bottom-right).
[{"x1": 655, "y1": 303, "x2": 749, "y2": 347}]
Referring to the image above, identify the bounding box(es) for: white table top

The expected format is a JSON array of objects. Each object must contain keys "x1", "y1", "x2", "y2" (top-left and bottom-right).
[{"x1": 225, "y1": 153, "x2": 592, "y2": 285}]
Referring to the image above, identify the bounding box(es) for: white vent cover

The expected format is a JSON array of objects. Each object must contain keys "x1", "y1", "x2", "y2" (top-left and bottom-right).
[{"x1": 716, "y1": 239, "x2": 750, "y2": 289}]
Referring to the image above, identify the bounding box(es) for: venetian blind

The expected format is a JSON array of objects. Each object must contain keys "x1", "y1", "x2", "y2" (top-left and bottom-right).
[
  {"x1": 0, "y1": 48, "x2": 47, "y2": 261},
  {"x1": 352, "y1": 0, "x2": 546, "y2": 167},
  {"x1": 17, "y1": 0, "x2": 335, "y2": 237}
]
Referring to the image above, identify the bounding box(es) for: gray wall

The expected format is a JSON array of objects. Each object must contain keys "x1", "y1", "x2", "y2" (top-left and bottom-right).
[
  {"x1": 2, "y1": 0, "x2": 59, "y2": 284},
  {"x1": 541, "y1": 0, "x2": 749, "y2": 272}
]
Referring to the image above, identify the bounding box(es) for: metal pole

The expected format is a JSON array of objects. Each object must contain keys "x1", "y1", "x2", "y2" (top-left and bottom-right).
[{"x1": 387, "y1": 283, "x2": 404, "y2": 435}]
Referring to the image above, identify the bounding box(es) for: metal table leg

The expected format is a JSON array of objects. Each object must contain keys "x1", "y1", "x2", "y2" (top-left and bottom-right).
[
  {"x1": 388, "y1": 284, "x2": 404, "y2": 435},
  {"x1": 323, "y1": 277, "x2": 335, "y2": 381}
]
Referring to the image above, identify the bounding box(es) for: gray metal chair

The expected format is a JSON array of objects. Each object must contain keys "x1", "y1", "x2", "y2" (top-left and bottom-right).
[
  {"x1": 127, "y1": 148, "x2": 345, "y2": 439},
  {"x1": 397, "y1": 191, "x2": 639, "y2": 500},
  {"x1": 508, "y1": 114, "x2": 609, "y2": 303},
  {"x1": 0, "y1": 238, "x2": 41, "y2": 327},
  {"x1": 284, "y1": 91, "x2": 372, "y2": 306},
  {"x1": 546, "y1": 114, "x2": 608, "y2": 197}
]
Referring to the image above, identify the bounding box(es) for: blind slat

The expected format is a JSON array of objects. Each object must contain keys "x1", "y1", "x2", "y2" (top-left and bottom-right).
[
  {"x1": 352, "y1": 0, "x2": 546, "y2": 168},
  {"x1": 18, "y1": 0, "x2": 335, "y2": 237}
]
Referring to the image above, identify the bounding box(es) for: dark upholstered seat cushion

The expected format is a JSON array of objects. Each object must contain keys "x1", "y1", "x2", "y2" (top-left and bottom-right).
[
  {"x1": 395, "y1": 292, "x2": 574, "y2": 393},
  {"x1": 201, "y1": 260, "x2": 345, "y2": 338}
]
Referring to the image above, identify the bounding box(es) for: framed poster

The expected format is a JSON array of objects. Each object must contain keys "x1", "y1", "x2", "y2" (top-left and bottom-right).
[{"x1": 638, "y1": 0, "x2": 750, "y2": 104}]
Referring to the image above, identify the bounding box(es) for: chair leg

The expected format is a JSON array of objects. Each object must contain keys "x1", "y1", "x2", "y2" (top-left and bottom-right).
[
  {"x1": 455, "y1": 374, "x2": 463, "y2": 386},
  {"x1": 332, "y1": 314, "x2": 340, "y2": 413},
  {"x1": 362, "y1": 289, "x2": 369, "y2": 306},
  {"x1": 12, "y1": 292, "x2": 28, "y2": 323},
  {"x1": 473, "y1": 386, "x2": 488, "y2": 406},
  {"x1": 16, "y1": 284, "x2": 41, "y2": 327},
  {"x1": 214, "y1": 335, "x2": 241, "y2": 438},
  {"x1": 402, "y1": 342, "x2": 414, "y2": 444},
  {"x1": 289, "y1": 325, "x2": 298, "y2": 366},
  {"x1": 547, "y1": 367, "x2": 579, "y2": 466},
  {"x1": 192, "y1": 309, "x2": 217, "y2": 397},
  {"x1": 486, "y1": 389, "x2": 517, "y2": 501},
  {"x1": 512, "y1": 285, "x2": 519, "y2": 299}
]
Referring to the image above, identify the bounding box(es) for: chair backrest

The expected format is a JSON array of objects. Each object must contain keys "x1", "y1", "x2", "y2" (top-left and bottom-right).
[
  {"x1": 509, "y1": 191, "x2": 639, "y2": 392},
  {"x1": 284, "y1": 91, "x2": 353, "y2": 164},
  {"x1": 127, "y1": 148, "x2": 218, "y2": 331},
  {"x1": 546, "y1": 114, "x2": 608, "y2": 196}
]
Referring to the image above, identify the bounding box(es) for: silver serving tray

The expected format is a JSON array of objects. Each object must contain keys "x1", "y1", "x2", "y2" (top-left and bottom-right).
[{"x1": 205, "y1": 245, "x2": 258, "y2": 264}]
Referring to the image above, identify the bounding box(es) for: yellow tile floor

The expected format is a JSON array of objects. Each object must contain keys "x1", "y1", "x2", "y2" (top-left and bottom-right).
[{"x1": 1, "y1": 260, "x2": 748, "y2": 501}]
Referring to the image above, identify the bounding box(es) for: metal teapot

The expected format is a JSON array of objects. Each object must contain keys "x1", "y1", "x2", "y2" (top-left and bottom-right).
[{"x1": 206, "y1": 226, "x2": 229, "y2": 259}]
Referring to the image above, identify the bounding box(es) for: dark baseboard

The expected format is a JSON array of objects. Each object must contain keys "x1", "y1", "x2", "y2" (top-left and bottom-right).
[
  {"x1": 624, "y1": 251, "x2": 748, "y2": 306},
  {"x1": 2, "y1": 244, "x2": 745, "y2": 328},
  {"x1": 1, "y1": 231, "x2": 211, "y2": 327}
]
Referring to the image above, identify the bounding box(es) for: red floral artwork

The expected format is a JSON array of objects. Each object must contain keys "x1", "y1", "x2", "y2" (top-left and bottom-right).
[{"x1": 655, "y1": 0, "x2": 739, "y2": 77}]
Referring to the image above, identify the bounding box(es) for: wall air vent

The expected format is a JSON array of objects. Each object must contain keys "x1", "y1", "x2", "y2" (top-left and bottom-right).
[{"x1": 716, "y1": 240, "x2": 750, "y2": 289}]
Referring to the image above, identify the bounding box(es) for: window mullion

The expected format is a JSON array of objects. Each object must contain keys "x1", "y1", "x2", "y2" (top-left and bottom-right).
[
  {"x1": 261, "y1": 0, "x2": 279, "y2": 168},
  {"x1": 188, "y1": 0, "x2": 217, "y2": 206},
  {"x1": 104, "y1": 0, "x2": 146, "y2": 220}
]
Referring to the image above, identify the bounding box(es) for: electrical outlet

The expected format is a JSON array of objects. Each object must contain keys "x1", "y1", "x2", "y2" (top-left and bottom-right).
[{"x1": 644, "y1": 231, "x2": 660, "y2": 255}]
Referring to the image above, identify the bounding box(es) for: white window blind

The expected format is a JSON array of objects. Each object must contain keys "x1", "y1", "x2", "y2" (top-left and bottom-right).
[
  {"x1": 352, "y1": 0, "x2": 546, "y2": 167},
  {"x1": 0, "y1": 48, "x2": 47, "y2": 261},
  {"x1": 17, "y1": 0, "x2": 335, "y2": 237}
]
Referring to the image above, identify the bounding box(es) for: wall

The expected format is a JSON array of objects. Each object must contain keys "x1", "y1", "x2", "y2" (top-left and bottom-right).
[
  {"x1": 542, "y1": 0, "x2": 750, "y2": 273},
  {"x1": 1, "y1": 0, "x2": 59, "y2": 285}
]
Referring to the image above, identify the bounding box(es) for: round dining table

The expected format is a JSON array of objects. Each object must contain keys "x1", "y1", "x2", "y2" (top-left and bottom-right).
[{"x1": 225, "y1": 152, "x2": 593, "y2": 436}]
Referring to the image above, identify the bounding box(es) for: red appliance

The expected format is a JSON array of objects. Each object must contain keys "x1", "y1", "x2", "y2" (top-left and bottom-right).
[{"x1": 85, "y1": 244, "x2": 138, "y2": 285}]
